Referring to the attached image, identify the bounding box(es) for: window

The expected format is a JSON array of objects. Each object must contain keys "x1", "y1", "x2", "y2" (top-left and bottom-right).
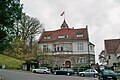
[
  {"x1": 44, "y1": 37, "x2": 46, "y2": 39},
  {"x1": 54, "y1": 57, "x2": 59, "y2": 61},
  {"x1": 43, "y1": 45, "x2": 49, "y2": 52},
  {"x1": 85, "y1": 69, "x2": 90, "y2": 72},
  {"x1": 53, "y1": 43, "x2": 72, "y2": 52},
  {"x1": 75, "y1": 59, "x2": 79, "y2": 64},
  {"x1": 47, "y1": 36, "x2": 51, "y2": 39},
  {"x1": 76, "y1": 34, "x2": 83, "y2": 37},
  {"x1": 44, "y1": 36, "x2": 51, "y2": 39},
  {"x1": 57, "y1": 47, "x2": 59, "y2": 51},
  {"x1": 90, "y1": 45, "x2": 93, "y2": 51},
  {"x1": 61, "y1": 47, "x2": 63, "y2": 51},
  {"x1": 44, "y1": 34, "x2": 51, "y2": 39},
  {"x1": 76, "y1": 57, "x2": 86, "y2": 63},
  {"x1": 77, "y1": 43, "x2": 84, "y2": 51},
  {"x1": 91, "y1": 69, "x2": 95, "y2": 72},
  {"x1": 79, "y1": 57, "x2": 82, "y2": 63},
  {"x1": 58, "y1": 35, "x2": 68, "y2": 38},
  {"x1": 82, "y1": 57, "x2": 86, "y2": 63}
]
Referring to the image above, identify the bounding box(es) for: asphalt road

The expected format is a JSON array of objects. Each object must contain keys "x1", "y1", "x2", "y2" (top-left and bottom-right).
[{"x1": 0, "y1": 69, "x2": 98, "y2": 80}]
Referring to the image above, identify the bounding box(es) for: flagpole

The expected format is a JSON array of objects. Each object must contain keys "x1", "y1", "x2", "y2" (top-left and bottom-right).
[
  {"x1": 61, "y1": 11, "x2": 65, "y2": 20},
  {"x1": 64, "y1": 11, "x2": 65, "y2": 20}
]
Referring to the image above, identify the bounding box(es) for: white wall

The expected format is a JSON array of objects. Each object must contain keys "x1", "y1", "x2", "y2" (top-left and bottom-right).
[
  {"x1": 108, "y1": 54, "x2": 118, "y2": 66},
  {"x1": 39, "y1": 41, "x2": 95, "y2": 55},
  {"x1": 39, "y1": 43, "x2": 53, "y2": 51},
  {"x1": 72, "y1": 41, "x2": 95, "y2": 55}
]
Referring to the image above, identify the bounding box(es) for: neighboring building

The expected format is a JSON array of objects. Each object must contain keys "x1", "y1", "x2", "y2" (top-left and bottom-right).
[
  {"x1": 38, "y1": 20, "x2": 95, "y2": 68},
  {"x1": 104, "y1": 39, "x2": 120, "y2": 68}
]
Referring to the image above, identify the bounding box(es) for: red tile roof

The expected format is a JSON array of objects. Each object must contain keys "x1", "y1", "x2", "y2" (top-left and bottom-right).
[
  {"x1": 38, "y1": 20, "x2": 89, "y2": 43},
  {"x1": 105, "y1": 39, "x2": 120, "y2": 54}
]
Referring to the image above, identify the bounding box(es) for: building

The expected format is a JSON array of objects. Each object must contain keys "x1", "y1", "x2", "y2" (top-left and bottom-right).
[
  {"x1": 104, "y1": 39, "x2": 120, "y2": 68},
  {"x1": 38, "y1": 20, "x2": 95, "y2": 68}
]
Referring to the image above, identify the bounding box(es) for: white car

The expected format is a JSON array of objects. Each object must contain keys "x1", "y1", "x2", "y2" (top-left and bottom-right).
[
  {"x1": 32, "y1": 67, "x2": 51, "y2": 74},
  {"x1": 79, "y1": 69, "x2": 98, "y2": 77}
]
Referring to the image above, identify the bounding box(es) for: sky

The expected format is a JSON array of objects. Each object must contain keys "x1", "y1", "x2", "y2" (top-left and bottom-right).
[{"x1": 21, "y1": 0, "x2": 120, "y2": 63}]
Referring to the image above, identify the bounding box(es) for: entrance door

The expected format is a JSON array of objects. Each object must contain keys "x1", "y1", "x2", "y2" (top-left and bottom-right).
[{"x1": 65, "y1": 61, "x2": 71, "y2": 68}]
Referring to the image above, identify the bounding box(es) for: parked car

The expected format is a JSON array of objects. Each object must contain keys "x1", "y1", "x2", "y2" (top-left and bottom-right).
[
  {"x1": 32, "y1": 67, "x2": 51, "y2": 74},
  {"x1": 53, "y1": 67, "x2": 74, "y2": 76},
  {"x1": 98, "y1": 69, "x2": 117, "y2": 80},
  {"x1": 78, "y1": 69, "x2": 98, "y2": 77}
]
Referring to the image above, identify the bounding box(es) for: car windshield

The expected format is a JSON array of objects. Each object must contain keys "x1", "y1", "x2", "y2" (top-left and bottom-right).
[
  {"x1": 85, "y1": 69, "x2": 90, "y2": 72},
  {"x1": 67, "y1": 68, "x2": 73, "y2": 71},
  {"x1": 91, "y1": 69, "x2": 95, "y2": 72},
  {"x1": 103, "y1": 70, "x2": 115, "y2": 75},
  {"x1": 60, "y1": 68, "x2": 73, "y2": 71},
  {"x1": 39, "y1": 67, "x2": 47, "y2": 69}
]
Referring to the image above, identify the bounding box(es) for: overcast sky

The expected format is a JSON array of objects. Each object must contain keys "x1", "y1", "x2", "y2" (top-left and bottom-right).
[{"x1": 21, "y1": 0, "x2": 120, "y2": 63}]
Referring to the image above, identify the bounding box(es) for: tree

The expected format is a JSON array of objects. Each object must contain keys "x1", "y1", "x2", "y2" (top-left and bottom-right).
[
  {"x1": 17, "y1": 14, "x2": 44, "y2": 53},
  {"x1": 4, "y1": 14, "x2": 44, "y2": 60},
  {"x1": 0, "y1": 0, "x2": 22, "y2": 53},
  {"x1": 99, "y1": 50, "x2": 108, "y2": 65}
]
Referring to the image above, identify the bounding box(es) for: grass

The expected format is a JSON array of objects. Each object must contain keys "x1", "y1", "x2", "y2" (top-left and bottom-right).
[{"x1": 0, "y1": 54, "x2": 24, "y2": 69}]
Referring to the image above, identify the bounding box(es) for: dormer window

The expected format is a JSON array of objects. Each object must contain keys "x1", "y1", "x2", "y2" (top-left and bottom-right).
[
  {"x1": 58, "y1": 35, "x2": 68, "y2": 38},
  {"x1": 90, "y1": 45, "x2": 93, "y2": 51},
  {"x1": 44, "y1": 36, "x2": 51, "y2": 39},
  {"x1": 77, "y1": 34, "x2": 83, "y2": 37}
]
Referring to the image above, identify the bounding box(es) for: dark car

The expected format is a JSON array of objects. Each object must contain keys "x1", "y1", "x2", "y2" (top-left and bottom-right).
[
  {"x1": 53, "y1": 68, "x2": 74, "y2": 76},
  {"x1": 98, "y1": 69, "x2": 117, "y2": 80}
]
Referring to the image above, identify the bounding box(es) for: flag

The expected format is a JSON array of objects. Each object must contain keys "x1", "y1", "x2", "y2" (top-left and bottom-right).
[{"x1": 60, "y1": 11, "x2": 65, "y2": 16}]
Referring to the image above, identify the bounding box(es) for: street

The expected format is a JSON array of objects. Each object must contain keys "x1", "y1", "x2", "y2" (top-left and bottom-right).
[{"x1": 0, "y1": 69, "x2": 98, "y2": 80}]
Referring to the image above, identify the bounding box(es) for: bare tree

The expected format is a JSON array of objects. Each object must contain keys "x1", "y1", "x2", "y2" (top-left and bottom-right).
[
  {"x1": 6, "y1": 14, "x2": 44, "y2": 59},
  {"x1": 18, "y1": 14, "x2": 43, "y2": 52},
  {"x1": 99, "y1": 50, "x2": 108, "y2": 65},
  {"x1": 19, "y1": 14, "x2": 43, "y2": 42}
]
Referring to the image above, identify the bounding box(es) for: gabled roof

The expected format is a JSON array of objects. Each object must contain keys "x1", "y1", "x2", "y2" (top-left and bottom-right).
[
  {"x1": 105, "y1": 39, "x2": 120, "y2": 54},
  {"x1": 61, "y1": 19, "x2": 69, "y2": 29},
  {"x1": 38, "y1": 20, "x2": 89, "y2": 43}
]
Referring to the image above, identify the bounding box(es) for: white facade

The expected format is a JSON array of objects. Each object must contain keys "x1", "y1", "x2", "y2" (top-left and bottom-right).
[
  {"x1": 107, "y1": 52, "x2": 120, "y2": 67},
  {"x1": 108, "y1": 54, "x2": 118, "y2": 67},
  {"x1": 38, "y1": 21, "x2": 95, "y2": 67},
  {"x1": 39, "y1": 41, "x2": 95, "y2": 55}
]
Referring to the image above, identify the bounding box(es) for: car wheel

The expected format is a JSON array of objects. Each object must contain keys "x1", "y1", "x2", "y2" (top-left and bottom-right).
[
  {"x1": 94, "y1": 74, "x2": 97, "y2": 78},
  {"x1": 80, "y1": 73, "x2": 84, "y2": 77},
  {"x1": 98, "y1": 76, "x2": 103, "y2": 80},
  {"x1": 33, "y1": 70, "x2": 36, "y2": 73},
  {"x1": 54, "y1": 72, "x2": 57, "y2": 75},
  {"x1": 67, "y1": 73, "x2": 70, "y2": 76},
  {"x1": 43, "y1": 71, "x2": 47, "y2": 74}
]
